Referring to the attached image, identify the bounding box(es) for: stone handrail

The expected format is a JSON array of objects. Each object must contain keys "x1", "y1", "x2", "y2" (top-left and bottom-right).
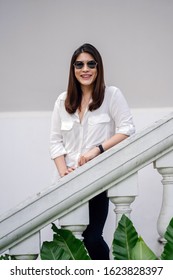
[{"x1": 0, "y1": 112, "x2": 173, "y2": 255}]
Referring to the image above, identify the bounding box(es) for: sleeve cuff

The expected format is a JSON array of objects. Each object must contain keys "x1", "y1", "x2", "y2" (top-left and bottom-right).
[
  {"x1": 50, "y1": 148, "x2": 67, "y2": 160},
  {"x1": 116, "y1": 125, "x2": 135, "y2": 136}
]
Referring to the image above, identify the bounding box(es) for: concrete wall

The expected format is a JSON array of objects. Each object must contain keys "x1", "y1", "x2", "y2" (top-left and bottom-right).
[{"x1": 1, "y1": 0, "x2": 173, "y2": 111}]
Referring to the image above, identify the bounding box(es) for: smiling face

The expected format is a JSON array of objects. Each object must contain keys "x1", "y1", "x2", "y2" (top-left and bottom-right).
[{"x1": 74, "y1": 52, "x2": 98, "y2": 90}]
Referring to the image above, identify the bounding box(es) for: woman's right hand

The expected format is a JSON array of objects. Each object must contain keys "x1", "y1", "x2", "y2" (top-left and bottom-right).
[
  {"x1": 54, "y1": 155, "x2": 76, "y2": 177},
  {"x1": 61, "y1": 166, "x2": 76, "y2": 177}
]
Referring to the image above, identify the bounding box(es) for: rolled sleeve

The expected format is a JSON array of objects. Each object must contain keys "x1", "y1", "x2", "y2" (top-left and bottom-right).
[
  {"x1": 116, "y1": 123, "x2": 135, "y2": 136},
  {"x1": 110, "y1": 87, "x2": 135, "y2": 136}
]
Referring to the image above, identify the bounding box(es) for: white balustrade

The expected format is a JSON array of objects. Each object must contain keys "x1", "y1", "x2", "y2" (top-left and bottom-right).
[
  {"x1": 0, "y1": 113, "x2": 173, "y2": 258},
  {"x1": 154, "y1": 151, "x2": 173, "y2": 243},
  {"x1": 59, "y1": 203, "x2": 89, "y2": 240},
  {"x1": 107, "y1": 173, "x2": 138, "y2": 227},
  {"x1": 9, "y1": 232, "x2": 40, "y2": 260}
]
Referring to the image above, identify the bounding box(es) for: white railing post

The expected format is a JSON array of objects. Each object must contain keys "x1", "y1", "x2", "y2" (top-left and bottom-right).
[
  {"x1": 9, "y1": 232, "x2": 40, "y2": 260},
  {"x1": 107, "y1": 173, "x2": 138, "y2": 227},
  {"x1": 154, "y1": 151, "x2": 173, "y2": 243},
  {"x1": 59, "y1": 203, "x2": 89, "y2": 240}
]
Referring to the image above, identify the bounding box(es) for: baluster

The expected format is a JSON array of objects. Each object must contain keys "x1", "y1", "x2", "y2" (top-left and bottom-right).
[
  {"x1": 59, "y1": 203, "x2": 89, "y2": 240},
  {"x1": 154, "y1": 151, "x2": 173, "y2": 243},
  {"x1": 9, "y1": 232, "x2": 40, "y2": 260},
  {"x1": 107, "y1": 173, "x2": 138, "y2": 227}
]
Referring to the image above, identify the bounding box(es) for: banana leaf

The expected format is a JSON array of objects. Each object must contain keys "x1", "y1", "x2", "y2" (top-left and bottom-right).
[
  {"x1": 40, "y1": 223, "x2": 91, "y2": 260},
  {"x1": 40, "y1": 240, "x2": 70, "y2": 260},
  {"x1": 161, "y1": 217, "x2": 173, "y2": 260},
  {"x1": 131, "y1": 236, "x2": 158, "y2": 260},
  {"x1": 112, "y1": 214, "x2": 138, "y2": 260}
]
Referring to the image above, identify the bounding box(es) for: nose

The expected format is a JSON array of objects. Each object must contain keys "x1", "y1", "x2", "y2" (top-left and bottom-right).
[{"x1": 82, "y1": 63, "x2": 89, "y2": 71}]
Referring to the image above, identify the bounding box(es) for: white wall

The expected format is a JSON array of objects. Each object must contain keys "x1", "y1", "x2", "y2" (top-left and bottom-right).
[
  {"x1": 0, "y1": 112, "x2": 53, "y2": 212},
  {"x1": 0, "y1": 0, "x2": 173, "y2": 111},
  {"x1": 0, "y1": 108, "x2": 172, "y2": 254}
]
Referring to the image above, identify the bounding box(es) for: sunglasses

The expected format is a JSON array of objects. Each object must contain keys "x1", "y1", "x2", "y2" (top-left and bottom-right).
[{"x1": 73, "y1": 60, "x2": 97, "y2": 69}]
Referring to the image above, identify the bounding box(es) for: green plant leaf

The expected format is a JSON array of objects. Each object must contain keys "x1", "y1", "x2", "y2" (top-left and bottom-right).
[
  {"x1": 161, "y1": 217, "x2": 173, "y2": 260},
  {"x1": 0, "y1": 254, "x2": 10, "y2": 260},
  {"x1": 40, "y1": 224, "x2": 91, "y2": 260},
  {"x1": 131, "y1": 236, "x2": 158, "y2": 260},
  {"x1": 51, "y1": 223, "x2": 62, "y2": 235},
  {"x1": 40, "y1": 241, "x2": 70, "y2": 260},
  {"x1": 0, "y1": 254, "x2": 16, "y2": 260},
  {"x1": 112, "y1": 214, "x2": 138, "y2": 260}
]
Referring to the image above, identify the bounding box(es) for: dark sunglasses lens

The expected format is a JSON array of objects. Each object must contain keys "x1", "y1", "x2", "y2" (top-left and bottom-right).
[
  {"x1": 74, "y1": 61, "x2": 84, "y2": 69},
  {"x1": 74, "y1": 60, "x2": 97, "y2": 69},
  {"x1": 87, "y1": 61, "x2": 97, "y2": 68}
]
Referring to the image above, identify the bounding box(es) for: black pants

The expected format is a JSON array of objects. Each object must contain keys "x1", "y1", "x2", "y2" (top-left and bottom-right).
[{"x1": 82, "y1": 191, "x2": 110, "y2": 260}]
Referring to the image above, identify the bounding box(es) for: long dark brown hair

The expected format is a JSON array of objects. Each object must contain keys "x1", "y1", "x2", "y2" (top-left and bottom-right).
[{"x1": 65, "y1": 43, "x2": 105, "y2": 114}]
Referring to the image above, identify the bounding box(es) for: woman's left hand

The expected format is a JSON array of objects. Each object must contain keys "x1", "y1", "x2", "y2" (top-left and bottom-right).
[{"x1": 78, "y1": 147, "x2": 100, "y2": 166}]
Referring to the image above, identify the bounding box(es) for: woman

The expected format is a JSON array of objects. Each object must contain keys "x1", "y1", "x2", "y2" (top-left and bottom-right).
[{"x1": 50, "y1": 43, "x2": 135, "y2": 259}]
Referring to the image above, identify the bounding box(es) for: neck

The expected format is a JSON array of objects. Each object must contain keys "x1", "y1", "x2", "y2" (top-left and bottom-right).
[
  {"x1": 81, "y1": 85, "x2": 93, "y2": 98},
  {"x1": 78, "y1": 86, "x2": 92, "y2": 115}
]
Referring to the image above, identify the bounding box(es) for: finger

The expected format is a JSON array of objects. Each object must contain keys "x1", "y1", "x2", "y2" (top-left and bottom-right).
[
  {"x1": 64, "y1": 170, "x2": 69, "y2": 176},
  {"x1": 68, "y1": 166, "x2": 76, "y2": 173},
  {"x1": 68, "y1": 168, "x2": 73, "y2": 173},
  {"x1": 79, "y1": 156, "x2": 87, "y2": 166},
  {"x1": 78, "y1": 157, "x2": 82, "y2": 166},
  {"x1": 78, "y1": 156, "x2": 83, "y2": 166}
]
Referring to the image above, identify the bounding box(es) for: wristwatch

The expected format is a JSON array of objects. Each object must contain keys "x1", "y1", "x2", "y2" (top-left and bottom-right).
[{"x1": 96, "y1": 144, "x2": 104, "y2": 154}]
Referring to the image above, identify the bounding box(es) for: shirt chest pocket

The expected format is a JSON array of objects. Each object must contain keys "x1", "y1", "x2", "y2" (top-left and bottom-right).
[
  {"x1": 86, "y1": 114, "x2": 111, "y2": 147},
  {"x1": 60, "y1": 120, "x2": 76, "y2": 145},
  {"x1": 61, "y1": 121, "x2": 74, "y2": 131},
  {"x1": 88, "y1": 114, "x2": 110, "y2": 126}
]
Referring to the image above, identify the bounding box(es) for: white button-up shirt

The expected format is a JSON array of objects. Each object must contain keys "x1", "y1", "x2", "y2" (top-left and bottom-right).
[{"x1": 50, "y1": 86, "x2": 135, "y2": 174}]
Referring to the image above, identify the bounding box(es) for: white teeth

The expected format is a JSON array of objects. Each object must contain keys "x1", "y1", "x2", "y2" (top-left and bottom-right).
[{"x1": 81, "y1": 75, "x2": 91, "y2": 78}]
